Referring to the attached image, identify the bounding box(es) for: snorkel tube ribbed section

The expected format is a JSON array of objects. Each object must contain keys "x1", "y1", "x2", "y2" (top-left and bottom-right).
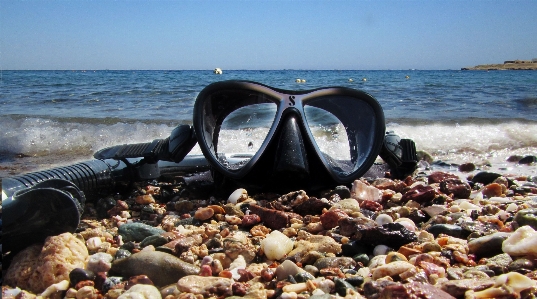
[{"x1": 2, "y1": 159, "x2": 124, "y2": 199}]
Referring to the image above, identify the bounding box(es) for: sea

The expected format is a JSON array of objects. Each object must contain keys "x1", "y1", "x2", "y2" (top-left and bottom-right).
[{"x1": 1, "y1": 69, "x2": 536, "y2": 179}]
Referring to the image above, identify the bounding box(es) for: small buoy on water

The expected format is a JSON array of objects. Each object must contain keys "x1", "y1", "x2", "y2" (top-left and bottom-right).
[
  {"x1": 296, "y1": 78, "x2": 306, "y2": 83},
  {"x1": 362, "y1": 77, "x2": 367, "y2": 81},
  {"x1": 301, "y1": 79, "x2": 306, "y2": 83},
  {"x1": 348, "y1": 78, "x2": 354, "y2": 82},
  {"x1": 405, "y1": 75, "x2": 410, "y2": 79},
  {"x1": 296, "y1": 78, "x2": 301, "y2": 83},
  {"x1": 214, "y1": 68, "x2": 222, "y2": 75}
]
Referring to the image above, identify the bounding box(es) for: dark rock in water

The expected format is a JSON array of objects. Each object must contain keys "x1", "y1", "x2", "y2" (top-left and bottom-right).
[
  {"x1": 428, "y1": 171, "x2": 460, "y2": 184},
  {"x1": 458, "y1": 163, "x2": 476, "y2": 172},
  {"x1": 357, "y1": 223, "x2": 418, "y2": 248},
  {"x1": 140, "y1": 235, "x2": 169, "y2": 248},
  {"x1": 118, "y1": 222, "x2": 165, "y2": 242},
  {"x1": 472, "y1": 172, "x2": 502, "y2": 185},
  {"x1": 109, "y1": 251, "x2": 199, "y2": 287},
  {"x1": 514, "y1": 208, "x2": 537, "y2": 230},
  {"x1": 518, "y1": 155, "x2": 537, "y2": 164},
  {"x1": 334, "y1": 278, "x2": 356, "y2": 297},
  {"x1": 440, "y1": 179, "x2": 471, "y2": 199},
  {"x1": 69, "y1": 268, "x2": 95, "y2": 287},
  {"x1": 380, "y1": 282, "x2": 457, "y2": 299},
  {"x1": 507, "y1": 155, "x2": 523, "y2": 162},
  {"x1": 427, "y1": 224, "x2": 470, "y2": 238},
  {"x1": 313, "y1": 257, "x2": 356, "y2": 270},
  {"x1": 401, "y1": 184, "x2": 436, "y2": 203},
  {"x1": 468, "y1": 232, "x2": 511, "y2": 258},
  {"x1": 332, "y1": 185, "x2": 351, "y2": 199}
]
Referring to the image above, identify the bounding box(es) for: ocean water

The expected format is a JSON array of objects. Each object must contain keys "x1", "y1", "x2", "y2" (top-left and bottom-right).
[{"x1": 1, "y1": 70, "x2": 537, "y2": 179}]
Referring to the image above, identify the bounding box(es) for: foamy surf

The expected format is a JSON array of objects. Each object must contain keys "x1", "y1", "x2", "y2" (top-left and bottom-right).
[{"x1": 1, "y1": 115, "x2": 535, "y2": 178}]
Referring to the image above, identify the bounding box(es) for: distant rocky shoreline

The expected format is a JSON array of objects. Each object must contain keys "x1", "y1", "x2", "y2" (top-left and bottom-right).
[{"x1": 462, "y1": 59, "x2": 537, "y2": 70}]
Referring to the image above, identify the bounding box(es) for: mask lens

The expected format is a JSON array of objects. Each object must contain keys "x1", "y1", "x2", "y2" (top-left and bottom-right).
[
  {"x1": 304, "y1": 95, "x2": 380, "y2": 176},
  {"x1": 214, "y1": 102, "x2": 277, "y2": 170}
]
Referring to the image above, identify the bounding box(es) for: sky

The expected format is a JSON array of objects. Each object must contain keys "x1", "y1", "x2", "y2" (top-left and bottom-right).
[{"x1": 1, "y1": 0, "x2": 536, "y2": 70}]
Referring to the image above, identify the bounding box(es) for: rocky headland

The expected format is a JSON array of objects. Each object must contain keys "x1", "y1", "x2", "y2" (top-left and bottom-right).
[{"x1": 462, "y1": 59, "x2": 537, "y2": 70}]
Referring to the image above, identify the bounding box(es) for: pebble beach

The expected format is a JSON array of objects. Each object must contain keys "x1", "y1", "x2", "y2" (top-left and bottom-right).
[{"x1": 2, "y1": 156, "x2": 537, "y2": 299}]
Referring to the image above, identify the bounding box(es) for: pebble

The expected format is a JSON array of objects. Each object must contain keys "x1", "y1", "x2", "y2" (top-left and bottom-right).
[
  {"x1": 468, "y1": 232, "x2": 511, "y2": 258},
  {"x1": 109, "y1": 250, "x2": 200, "y2": 287},
  {"x1": 514, "y1": 208, "x2": 537, "y2": 229},
  {"x1": 87, "y1": 252, "x2": 114, "y2": 273},
  {"x1": 118, "y1": 222, "x2": 165, "y2": 242},
  {"x1": 371, "y1": 261, "x2": 415, "y2": 280},
  {"x1": 118, "y1": 284, "x2": 161, "y2": 299},
  {"x1": 276, "y1": 260, "x2": 304, "y2": 281},
  {"x1": 502, "y1": 225, "x2": 537, "y2": 256},
  {"x1": 375, "y1": 214, "x2": 393, "y2": 226},
  {"x1": 177, "y1": 275, "x2": 233, "y2": 297}
]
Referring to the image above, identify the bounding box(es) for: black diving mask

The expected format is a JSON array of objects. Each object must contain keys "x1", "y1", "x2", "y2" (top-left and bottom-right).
[
  {"x1": 92, "y1": 80, "x2": 417, "y2": 192},
  {"x1": 193, "y1": 80, "x2": 386, "y2": 191}
]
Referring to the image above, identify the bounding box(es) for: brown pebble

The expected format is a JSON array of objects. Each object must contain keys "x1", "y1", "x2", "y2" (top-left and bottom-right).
[
  {"x1": 75, "y1": 280, "x2": 95, "y2": 290},
  {"x1": 320, "y1": 209, "x2": 348, "y2": 230},
  {"x1": 482, "y1": 183, "x2": 503, "y2": 198},
  {"x1": 458, "y1": 163, "x2": 476, "y2": 172},
  {"x1": 194, "y1": 207, "x2": 215, "y2": 221},
  {"x1": 125, "y1": 274, "x2": 154, "y2": 290}
]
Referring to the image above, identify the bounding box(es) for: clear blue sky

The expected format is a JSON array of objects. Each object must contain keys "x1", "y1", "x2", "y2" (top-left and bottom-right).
[{"x1": 1, "y1": 0, "x2": 536, "y2": 70}]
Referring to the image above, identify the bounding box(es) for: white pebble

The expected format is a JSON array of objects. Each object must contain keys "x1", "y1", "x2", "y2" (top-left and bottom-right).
[
  {"x1": 228, "y1": 188, "x2": 247, "y2": 204},
  {"x1": 395, "y1": 218, "x2": 417, "y2": 232},
  {"x1": 502, "y1": 226, "x2": 537, "y2": 256},
  {"x1": 506, "y1": 203, "x2": 518, "y2": 212},
  {"x1": 87, "y1": 252, "x2": 114, "y2": 273},
  {"x1": 261, "y1": 230, "x2": 294, "y2": 260},
  {"x1": 280, "y1": 292, "x2": 298, "y2": 299},
  {"x1": 276, "y1": 260, "x2": 303, "y2": 281},
  {"x1": 373, "y1": 244, "x2": 391, "y2": 256},
  {"x1": 40, "y1": 280, "x2": 70, "y2": 298},
  {"x1": 86, "y1": 237, "x2": 102, "y2": 252},
  {"x1": 375, "y1": 214, "x2": 393, "y2": 226},
  {"x1": 117, "y1": 284, "x2": 162, "y2": 299}
]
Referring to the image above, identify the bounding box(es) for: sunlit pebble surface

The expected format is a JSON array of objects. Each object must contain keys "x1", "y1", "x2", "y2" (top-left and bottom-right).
[{"x1": 3, "y1": 168, "x2": 537, "y2": 299}]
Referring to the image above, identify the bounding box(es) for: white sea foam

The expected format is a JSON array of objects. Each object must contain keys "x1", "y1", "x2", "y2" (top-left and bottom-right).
[{"x1": 1, "y1": 116, "x2": 536, "y2": 177}]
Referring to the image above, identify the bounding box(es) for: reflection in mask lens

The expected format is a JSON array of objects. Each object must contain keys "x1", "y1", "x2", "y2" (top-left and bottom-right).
[
  {"x1": 217, "y1": 103, "x2": 277, "y2": 170},
  {"x1": 304, "y1": 106, "x2": 353, "y2": 173}
]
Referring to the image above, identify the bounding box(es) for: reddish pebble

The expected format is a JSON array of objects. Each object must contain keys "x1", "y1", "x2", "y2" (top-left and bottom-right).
[
  {"x1": 482, "y1": 183, "x2": 503, "y2": 198},
  {"x1": 232, "y1": 282, "x2": 249, "y2": 296},
  {"x1": 75, "y1": 280, "x2": 95, "y2": 290},
  {"x1": 261, "y1": 268, "x2": 275, "y2": 281},
  {"x1": 320, "y1": 209, "x2": 348, "y2": 230},
  {"x1": 360, "y1": 200, "x2": 384, "y2": 211},
  {"x1": 428, "y1": 171, "x2": 459, "y2": 184},
  {"x1": 242, "y1": 214, "x2": 261, "y2": 226},
  {"x1": 237, "y1": 269, "x2": 255, "y2": 282},
  {"x1": 125, "y1": 275, "x2": 153, "y2": 290},
  {"x1": 219, "y1": 270, "x2": 233, "y2": 278},
  {"x1": 401, "y1": 184, "x2": 436, "y2": 203},
  {"x1": 194, "y1": 207, "x2": 214, "y2": 221},
  {"x1": 199, "y1": 265, "x2": 212, "y2": 277}
]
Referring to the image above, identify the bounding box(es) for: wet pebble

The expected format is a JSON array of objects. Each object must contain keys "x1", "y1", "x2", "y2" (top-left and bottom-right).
[
  {"x1": 177, "y1": 275, "x2": 233, "y2": 297},
  {"x1": 514, "y1": 208, "x2": 537, "y2": 229},
  {"x1": 468, "y1": 232, "x2": 511, "y2": 258},
  {"x1": 69, "y1": 268, "x2": 95, "y2": 287},
  {"x1": 313, "y1": 257, "x2": 356, "y2": 270},
  {"x1": 87, "y1": 252, "x2": 113, "y2": 273}
]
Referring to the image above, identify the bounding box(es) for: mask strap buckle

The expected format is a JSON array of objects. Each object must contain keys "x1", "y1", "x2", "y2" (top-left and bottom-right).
[{"x1": 380, "y1": 132, "x2": 418, "y2": 179}]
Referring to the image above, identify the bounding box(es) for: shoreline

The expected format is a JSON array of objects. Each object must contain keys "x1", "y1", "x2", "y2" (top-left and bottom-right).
[{"x1": 462, "y1": 61, "x2": 537, "y2": 71}]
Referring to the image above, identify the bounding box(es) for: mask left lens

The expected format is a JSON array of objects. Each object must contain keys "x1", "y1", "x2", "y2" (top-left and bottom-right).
[
  {"x1": 198, "y1": 88, "x2": 279, "y2": 171},
  {"x1": 217, "y1": 103, "x2": 277, "y2": 170}
]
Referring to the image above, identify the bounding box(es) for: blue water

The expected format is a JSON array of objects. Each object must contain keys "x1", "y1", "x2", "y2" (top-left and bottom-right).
[{"x1": 1, "y1": 70, "x2": 536, "y2": 177}]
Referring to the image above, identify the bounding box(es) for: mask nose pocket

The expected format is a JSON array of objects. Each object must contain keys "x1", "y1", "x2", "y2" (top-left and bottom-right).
[{"x1": 273, "y1": 116, "x2": 309, "y2": 179}]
